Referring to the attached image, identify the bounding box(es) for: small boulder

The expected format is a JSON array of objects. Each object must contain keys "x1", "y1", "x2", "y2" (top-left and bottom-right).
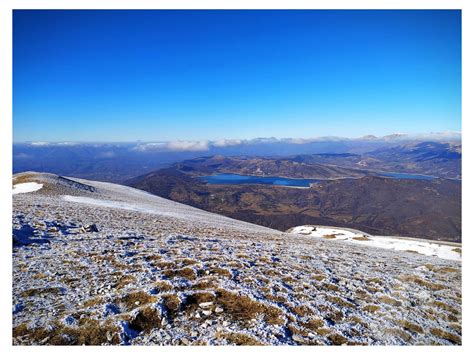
[{"x1": 85, "y1": 224, "x2": 99, "y2": 233}]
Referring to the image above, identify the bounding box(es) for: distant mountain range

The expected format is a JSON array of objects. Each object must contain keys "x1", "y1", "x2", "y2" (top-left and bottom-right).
[
  {"x1": 13, "y1": 136, "x2": 461, "y2": 182},
  {"x1": 127, "y1": 141, "x2": 461, "y2": 242}
]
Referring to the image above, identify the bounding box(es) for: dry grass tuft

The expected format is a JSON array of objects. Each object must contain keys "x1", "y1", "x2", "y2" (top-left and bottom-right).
[
  {"x1": 215, "y1": 289, "x2": 285, "y2": 325},
  {"x1": 13, "y1": 319, "x2": 121, "y2": 345},
  {"x1": 153, "y1": 280, "x2": 173, "y2": 292},
  {"x1": 397, "y1": 319, "x2": 424, "y2": 334},
  {"x1": 83, "y1": 296, "x2": 104, "y2": 308},
  {"x1": 209, "y1": 267, "x2": 233, "y2": 278},
  {"x1": 120, "y1": 291, "x2": 157, "y2": 311},
  {"x1": 321, "y1": 283, "x2": 340, "y2": 292},
  {"x1": 191, "y1": 278, "x2": 218, "y2": 290},
  {"x1": 379, "y1": 295, "x2": 402, "y2": 307},
  {"x1": 114, "y1": 275, "x2": 137, "y2": 290},
  {"x1": 290, "y1": 305, "x2": 313, "y2": 317},
  {"x1": 129, "y1": 306, "x2": 161, "y2": 333},
  {"x1": 385, "y1": 328, "x2": 412, "y2": 342},
  {"x1": 216, "y1": 331, "x2": 264, "y2": 345},
  {"x1": 302, "y1": 317, "x2": 325, "y2": 331},
  {"x1": 163, "y1": 267, "x2": 197, "y2": 280},
  {"x1": 431, "y1": 300, "x2": 460, "y2": 315},
  {"x1": 162, "y1": 293, "x2": 182, "y2": 316},
  {"x1": 32, "y1": 273, "x2": 48, "y2": 279},
  {"x1": 398, "y1": 275, "x2": 445, "y2": 291},
  {"x1": 312, "y1": 274, "x2": 326, "y2": 282},
  {"x1": 436, "y1": 267, "x2": 458, "y2": 273},
  {"x1": 353, "y1": 236, "x2": 371, "y2": 241},
  {"x1": 430, "y1": 328, "x2": 461, "y2": 344},
  {"x1": 362, "y1": 304, "x2": 380, "y2": 313},
  {"x1": 21, "y1": 287, "x2": 63, "y2": 297},
  {"x1": 327, "y1": 332, "x2": 349, "y2": 345},
  {"x1": 327, "y1": 295, "x2": 355, "y2": 309}
]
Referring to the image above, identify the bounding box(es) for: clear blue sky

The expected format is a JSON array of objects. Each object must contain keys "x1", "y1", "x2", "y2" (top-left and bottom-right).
[{"x1": 13, "y1": 10, "x2": 461, "y2": 142}]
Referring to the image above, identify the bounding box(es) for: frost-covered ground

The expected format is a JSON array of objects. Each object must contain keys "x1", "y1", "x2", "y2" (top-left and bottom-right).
[
  {"x1": 12, "y1": 172, "x2": 462, "y2": 345},
  {"x1": 289, "y1": 226, "x2": 461, "y2": 261}
]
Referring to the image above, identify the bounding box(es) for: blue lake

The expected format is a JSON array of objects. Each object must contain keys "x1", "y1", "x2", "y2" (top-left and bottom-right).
[
  {"x1": 199, "y1": 172, "x2": 438, "y2": 187},
  {"x1": 198, "y1": 174, "x2": 321, "y2": 187}
]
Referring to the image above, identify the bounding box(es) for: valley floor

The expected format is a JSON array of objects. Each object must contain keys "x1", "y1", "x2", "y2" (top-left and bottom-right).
[{"x1": 12, "y1": 173, "x2": 462, "y2": 345}]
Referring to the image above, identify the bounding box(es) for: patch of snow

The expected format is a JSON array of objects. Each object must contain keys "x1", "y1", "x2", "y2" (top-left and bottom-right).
[
  {"x1": 12, "y1": 182, "x2": 43, "y2": 195},
  {"x1": 290, "y1": 226, "x2": 461, "y2": 261},
  {"x1": 62, "y1": 195, "x2": 198, "y2": 219}
]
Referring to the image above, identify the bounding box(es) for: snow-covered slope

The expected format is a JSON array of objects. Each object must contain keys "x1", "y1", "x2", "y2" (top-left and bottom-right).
[
  {"x1": 289, "y1": 226, "x2": 461, "y2": 261},
  {"x1": 12, "y1": 172, "x2": 462, "y2": 345}
]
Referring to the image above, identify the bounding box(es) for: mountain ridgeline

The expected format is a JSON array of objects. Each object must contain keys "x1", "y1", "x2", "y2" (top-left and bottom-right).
[{"x1": 127, "y1": 142, "x2": 461, "y2": 242}]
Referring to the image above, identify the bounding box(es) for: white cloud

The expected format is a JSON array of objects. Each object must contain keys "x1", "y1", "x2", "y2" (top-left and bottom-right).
[
  {"x1": 212, "y1": 139, "x2": 243, "y2": 147},
  {"x1": 131, "y1": 142, "x2": 167, "y2": 152},
  {"x1": 413, "y1": 131, "x2": 461, "y2": 141},
  {"x1": 166, "y1": 140, "x2": 210, "y2": 151},
  {"x1": 132, "y1": 140, "x2": 210, "y2": 152},
  {"x1": 56, "y1": 142, "x2": 80, "y2": 146}
]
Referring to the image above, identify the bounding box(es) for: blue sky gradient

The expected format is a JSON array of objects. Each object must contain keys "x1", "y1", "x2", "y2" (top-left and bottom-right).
[{"x1": 13, "y1": 10, "x2": 461, "y2": 142}]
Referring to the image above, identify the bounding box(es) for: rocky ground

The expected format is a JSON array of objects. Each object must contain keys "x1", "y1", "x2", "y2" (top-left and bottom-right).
[{"x1": 12, "y1": 172, "x2": 462, "y2": 345}]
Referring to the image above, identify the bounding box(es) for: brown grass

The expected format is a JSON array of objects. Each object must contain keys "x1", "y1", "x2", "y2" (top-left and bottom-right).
[
  {"x1": 216, "y1": 331, "x2": 264, "y2": 345},
  {"x1": 265, "y1": 293, "x2": 287, "y2": 303},
  {"x1": 290, "y1": 305, "x2": 312, "y2": 317},
  {"x1": 120, "y1": 291, "x2": 157, "y2": 311},
  {"x1": 183, "y1": 291, "x2": 216, "y2": 313},
  {"x1": 327, "y1": 332, "x2": 349, "y2": 345},
  {"x1": 385, "y1": 328, "x2": 412, "y2": 342},
  {"x1": 397, "y1": 320, "x2": 424, "y2": 334},
  {"x1": 215, "y1": 289, "x2": 285, "y2": 325},
  {"x1": 83, "y1": 296, "x2": 104, "y2": 308},
  {"x1": 163, "y1": 267, "x2": 197, "y2": 280},
  {"x1": 21, "y1": 287, "x2": 63, "y2": 297},
  {"x1": 327, "y1": 295, "x2": 355, "y2": 309},
  {"x1": 129, "y1": 306, "x2": 161, "y2": 333},
  {"x1": 191, "y1": 278, "x2": 218, "y2": 290},
  {"x1": 32, "y1": 273, "x2": 48, "y2": 279},
  {"x1": 209, "y1": 267, "x2": 232, "y2": 278},
  {"x1": 436, "y1": 267, "x2": 458, "y2": 273},
  {"x1": 13, "y1": 318, "x2": 121, "y2": 345},
  {"x1": 154, "y1": 261, "x2": 176, "y2": 269},
  {"x1": 321, "y1": 283, "x2": 340, "y2": 292},
  {"x1": 13, "y1": 173, "x2": 38, "y2": 185},
  {"x1": 312, "y1": 274, "x2": 326, "y2": 282},
  {"x1": 353, "y1": 236, "x2": 371, "y2": 241},
  {"x1": 176, "y1": 258, "x2": 199, "y2": 266},
  {"x1": 114, "y1": 275, "x2": 137, "y2": 290},
  {"x1": 362, "y1": 304, "x2": 380, "y2": 313},
  {"x1": 302, "y1": 318, "x2": 325, "y2": 331},
  {"x1": 379, "y1": 295, "x2": 402, "y2": 307},
  {"x1": 162, "y1": 293, "x2": 182, "y2": 316},
  {"x1": 430, "y1": 328, "x2": 461, "y2": 344},
  {"x1": 153, "y1": 280, "x2": 173, "y2": 292},
  {"x1": 398, "y1": 275, "x2": 446, "y2": 291},
  {"x1": 431, "y1": 300, "x2": 460, "y2": 315}
]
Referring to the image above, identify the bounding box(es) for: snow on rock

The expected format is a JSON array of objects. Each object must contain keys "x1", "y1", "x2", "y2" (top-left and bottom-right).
[
  {"x1": 12, "y1": 182, "x2": 43, "y2": 195},
  {"x1": 289, "y1": 225, "x2": 461, "y2": 261}
]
